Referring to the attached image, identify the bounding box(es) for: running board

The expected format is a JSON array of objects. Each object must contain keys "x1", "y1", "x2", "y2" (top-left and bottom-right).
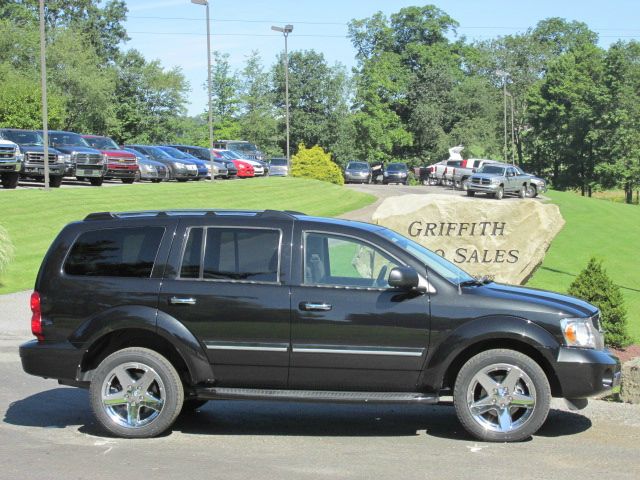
[{"x1": 194, "y1": 387, "x2": 439, "y2": 404}]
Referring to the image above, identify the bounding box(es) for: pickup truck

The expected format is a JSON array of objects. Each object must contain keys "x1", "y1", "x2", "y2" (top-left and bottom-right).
[
  {"x1": 423, "y1": 146, "x2": 465, "y2": 186},
  {"x1": 82, "y1": 135, "x2": 138, "y2": 184},
  {"x1": 451, "y1": 159, "x2": 500, "y2": 190},
  {"x1": 467, "y1": 164, "x2": 530, "y2": 200},
  {"x1": 47, "y1": 130, "x2": 106, "y2": 186},
  {"x1": 0, "y1": 129, "x2": 66, "y2": 188}
]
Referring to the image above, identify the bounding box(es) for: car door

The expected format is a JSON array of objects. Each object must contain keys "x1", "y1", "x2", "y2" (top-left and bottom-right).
[
  {"x1": 506, "y1": 166, "x2": 518, "y2": 192},
  {"x1": 159, "y1": 216, "x2": 293, "y2": 388},
  {"x1": 289, "y1": 224, "x2": 431, "y2": 392}
]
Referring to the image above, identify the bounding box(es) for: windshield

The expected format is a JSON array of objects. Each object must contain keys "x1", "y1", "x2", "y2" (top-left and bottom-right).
[
  {"x1": 2, "y1": 130, "x2": 44, "y2": 146},
  {"x1": 270, "y1": 158, "x2": 287, "y2": 166},
  {"x1": 84, "y1": 136, "x2": 119, "y2": 150},
  {"x1": 377, "y1": 228, "x2": 474, "y2": 284},
  {"x1": 386, "y1": 163, "x2": 407, "y2": 172},
  {"x1": 159, "y1": 146, "x2": 192, "y2": 160},
  {"x1": 347, "y1": 162, "x2": 369, "y2": 170},
  {"x1": 49, "y1": 132, "x2": 90, "y2": 148},
  {"x1": 479, "y1": 165, "x2": 506, "y2": 175},
  {"x1": 228, "y1": 142, "x2": 258, "y2": 153},
  {"x1": 221, "y1": 150, "x2": 243, "y2": 160}
]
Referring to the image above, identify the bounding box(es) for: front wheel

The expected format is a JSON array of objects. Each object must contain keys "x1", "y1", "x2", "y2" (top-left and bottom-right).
[
  {"x1": 121, "y1": 178, "x2": 135, "y2": 184},
  {"x1": 466, "y1": 190, "x2": 475, "y2": 197},
  {"x1": 453, "y1": 349, "x2": 551, "y2": 442},
  {"x1": 89, "y1": 347, "x2": 184, "y2": 438},
  {"x1": 49, "y1": 176, "x2": 63, "y2": 188},
  {"x1": 2, "y1": 172, "x2": 19, "y2": 189},
  {"x1": 527, "y1": 184, "x2": 538, "y2": 198},
  {"x1": 89, "y1": 177, "x2": 103, "y2": 187},
  {"x1": 495, "y1": 186, "x2": 504, "y2": 200}
]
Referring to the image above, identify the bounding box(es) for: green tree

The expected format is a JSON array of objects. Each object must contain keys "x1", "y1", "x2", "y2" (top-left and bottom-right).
[
  {"x1": 291, "y1": 144, "x2": 344, "y2": 185},
  {"x1": 568, "y1": 258, "x2": 631, "y2": 348}
]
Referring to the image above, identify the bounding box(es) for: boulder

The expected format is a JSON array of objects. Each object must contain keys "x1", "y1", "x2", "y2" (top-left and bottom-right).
[
  {"x1": 371, "y1": 194, "x2": 565, "y2": 285},
  {"x1": 620, "y1": 358, "x2": 640, "y2": 404}
]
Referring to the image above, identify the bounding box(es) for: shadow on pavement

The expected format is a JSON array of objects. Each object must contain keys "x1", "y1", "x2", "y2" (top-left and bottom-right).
[{"x1": 4, "y1": 389, "x2": 592, "y2": 441}]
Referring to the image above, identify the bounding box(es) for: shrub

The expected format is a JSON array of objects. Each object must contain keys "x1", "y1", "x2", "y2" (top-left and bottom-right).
[
  {"x1": 0, "y1": 224, "x2": 14, "y2": 282},
  {"x1": 291, "y1": 144, "x2": 344, "y2": 185},
  {"x1": 567, "y1": 257, "x2": 631, "y2": 348}
]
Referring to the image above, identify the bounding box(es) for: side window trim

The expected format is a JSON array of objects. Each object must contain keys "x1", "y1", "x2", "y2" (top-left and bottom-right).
[
  {"x1": 302, "y1": 230, "x2": 405, "y2": 290},
  {"x1": 177, "y1": 225, "x2": 283, "y2": 284}
]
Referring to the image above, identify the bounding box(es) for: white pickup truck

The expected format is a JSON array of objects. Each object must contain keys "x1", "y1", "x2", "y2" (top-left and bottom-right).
[{"x1": 424, "y1": 146, "x2": 464, "y2": 186}]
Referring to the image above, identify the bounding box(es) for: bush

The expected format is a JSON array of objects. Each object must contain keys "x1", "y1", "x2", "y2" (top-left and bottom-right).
[
  {"x1": 291, "y1": 144, "x2": 344, "y2": 185},
  {"x1": 567, "y1": 257, "x2": 631, "y2": 348},
  {"x1": 0, "y1": 224, "x2": 14, "y2": 283}
]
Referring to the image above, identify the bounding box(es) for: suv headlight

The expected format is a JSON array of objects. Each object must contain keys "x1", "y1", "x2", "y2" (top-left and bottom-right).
[
  {"x1": 57, "y1": 154, "x2": 71, "y2": 164},
  {"x1": 561, "y1": 318, "x2": 599, "y2": 349}
]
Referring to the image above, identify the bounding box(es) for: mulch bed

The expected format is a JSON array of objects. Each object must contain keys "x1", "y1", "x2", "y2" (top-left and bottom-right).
[{"x1": 610, "y1": 344, "x2": 640, "y2": 363}]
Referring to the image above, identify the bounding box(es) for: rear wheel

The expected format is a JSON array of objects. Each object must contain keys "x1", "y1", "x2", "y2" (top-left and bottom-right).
[
  {"x1": 89, "y1": 177, "x2": 103, "y2": 187},
  {"x1": 1, "y1": 172, "x2": 19, "y2": 189},
  {"x1": 89, "y1": 347, "x2": 184, "y2": 438},
  {"x1": 453, "y1": 349, "x2": 550, "y2": 442}
]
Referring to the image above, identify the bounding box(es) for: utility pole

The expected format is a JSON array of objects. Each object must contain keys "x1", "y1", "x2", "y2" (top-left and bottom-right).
[
  {"x1": 271, "y1": 25, "x2": 294, "y2": 170},
  {"x1": 39, "y1": 0, "x2": 50, "y2": 190},
  {"x1": 496, "y1": 70, "x2": 509, "y2": 163}
]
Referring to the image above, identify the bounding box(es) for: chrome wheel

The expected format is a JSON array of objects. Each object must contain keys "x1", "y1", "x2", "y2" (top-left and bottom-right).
[
  {"x1": 101, "y1": 362, "x2": 165, "y2": 429},
  {"x1": 466, "y1": 363, "x2": 536, "y2": 433}
]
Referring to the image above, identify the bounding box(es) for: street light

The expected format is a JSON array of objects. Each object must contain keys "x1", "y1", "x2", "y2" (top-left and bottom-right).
[
  {"x1": 39, "y1": 0, "x2": 50, "y2": 190},
  {"x1": 191, "y1": 0, "x2": 215, "y2": 182},
  {"x1": 271, "y1": 24, "x2": 293, "y2": 170},
  {"x1": 496, "y1": 70, "x2": 509, "y2": 163}
]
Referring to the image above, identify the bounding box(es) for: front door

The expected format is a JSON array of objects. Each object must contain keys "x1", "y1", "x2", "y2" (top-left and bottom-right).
[
  {"x1": 159, "y1": 218, "x2": 293, "y2": 388},
  {"x1": 289, "y1": 228, "x2": 430, "y2": 391}
]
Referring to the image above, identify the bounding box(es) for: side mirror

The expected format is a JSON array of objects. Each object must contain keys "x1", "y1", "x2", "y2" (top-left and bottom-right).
[{"x1": 388, "y1": 267, "x2": 420, "y2": 290}]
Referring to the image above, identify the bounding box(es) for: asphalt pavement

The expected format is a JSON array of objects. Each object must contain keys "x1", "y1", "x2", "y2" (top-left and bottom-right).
[{"x1": 1, "y1": 290, "x2": 639, "y2": 480}]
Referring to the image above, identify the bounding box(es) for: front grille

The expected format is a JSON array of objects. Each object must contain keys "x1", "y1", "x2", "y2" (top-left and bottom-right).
[
  {"x1": 25, "y1": 152, "x2": 58, "y2": 165},
  {"x1": 108, "y1": 156, "x2": 136, "y2": 165},
  {"x1": 73, "y1": 153, "x2": 103, "y2": 165},
  {"x1": 471, "y1": 177, "x2": 490, "y2": 185},
  {"x1": 0, "y1": 145, "x2": 16, "y2": 160}
]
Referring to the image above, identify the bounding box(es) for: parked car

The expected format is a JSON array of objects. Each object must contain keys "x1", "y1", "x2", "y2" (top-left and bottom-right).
[
  {"x1": 451, "y1": 159, "x2": 500, "y2": 190},
  {"x1": 344, "y1": 161, "x2": 371, "y2": 184},
  {"x1": 20, "y1": 209, "x2": 620, "y2": 441},
  {"x1": 0, "y1": 129, "x2": 65, "y2": 188},
  {"x1": 82, "y1": 135, "x2": 138, "y2": 184},
  {"x1": 167, "y1": 145, "x2": 235, "y2": 178},
  {"x1": 46, "y1": 130, "x2": 105, "y2": 186},
  {"x1": 122, "y1": 148, "x2": 168, "y2": 183},
  {"x1": 125, "y1": 145, "x2": 198, "y2": 182},
  {"x1": 383, "y1": 162, "x2": 409, "y2": 185},
  {"x1": 424, "y1": 146, "x2": 465, "y2": 186},
  {"x1": 268, "y1": 157, "x2": 289, "y2": 176},
  {"x1": 216, "y1": 149, "x2": 266, "y2": 176},
  {"x1": 514, "y1": 166, "x2": 547, "y2": 198},
  {"x1": 467, "y1": 164, "x2": 530, "y2": 200},
  {"x1": 0, "y1": 139, "x2": 23, "y2": 188},
  {"x1": 232, "y1": 158, "x2": 255, "y2": 178},
  {"x1": 157, "y1": 146, "x2": 211, "y2": 180},
  {"x1": 212, "y1": 139, "x2": 264, "y2": 161}
]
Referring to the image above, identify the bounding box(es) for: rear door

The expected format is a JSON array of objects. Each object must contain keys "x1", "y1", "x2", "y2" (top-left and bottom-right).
[{"x1": 159, "y1": 216, "x2": 293, "y2": 388}]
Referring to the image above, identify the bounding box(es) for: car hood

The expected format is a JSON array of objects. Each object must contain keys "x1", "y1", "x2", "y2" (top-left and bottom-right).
[
  {"x1": 19, "y1": 145, "x2": 61, "y2": 155},
  {"x1": 52, "y1": 146, "x2": 102, "y2": 155},
  {"x1": 472, "y1": 173, "x2": 503, "y2": 180},
  {"x1": 99, "y1": 149, "x2": 136, "y2": 158},
  {"x1": 477, "y1": 283, "x2": 597, "y2": 318}
]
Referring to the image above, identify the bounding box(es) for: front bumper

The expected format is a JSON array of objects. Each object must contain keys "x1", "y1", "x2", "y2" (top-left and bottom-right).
[
  {"x1": 105, "y1": 167, "x2": 137, "y2": 179},
  {"x1": 173, "y1": 168, "x2": 199, "y2": 180},
  {"x1": 345, "y1": 173, "x2": 370, "y2": 183},
  {"x1": 468, "y1": 182, "x2": 501, "y2": 193},
  {"x1": 21, "y1": 163, "x2": 65, "y2": 177},
  {"x1": 555, "y1": 347, "x2": 621, "y2": 398},
  {"x1": 0, "y1": 161, "x2": 21, "y2": 173},
  {"x1": 383, "y1": 174, "x2": 407, "y2": 183},
  {"x1": 20, "y1": 340, "x2": 84, "y2": 382},
  {"x1": 270, "y1": 167, "x2": 288, "y2": 176},
  {"x1": 74, "y1": 166, "x2": 105, "y2": 178}
]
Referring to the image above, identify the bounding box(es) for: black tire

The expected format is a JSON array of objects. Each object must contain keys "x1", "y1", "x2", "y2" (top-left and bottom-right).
[
  {"x1": 177, "y1": 178, "x2": 188, "y2": 182},
  {"x1": 49, "y1": 176, "x2": 63, "y2": 188},
  {"x1": 454, "y1": 180, "x2": 462, "y2": 190},
  {"x1": 428, "y1": 177, "x2": 439, "y2": 186},
  {"x1": 519, "y1": 185, "x2": 527, "y2": 199},
  {"x1": 181, "y1": 399, "x2": 208, "y2": 414},
  {"x1": 453, "y1": 349, "x2": 551, "y2": 442},
  {"x1": 89, "y1": 347, "x2": 184, "y2": 439},
  {"x1": 122, "y1": 177, "x2": 135, "y2": 184},
  {"x1": 466, "y1": 190, "x2": 475, "y2": 197},
  {"x1": 151, "y1": 178, "x2": 162, "y2": 183},
  {"x1": 495, "y1": 186, "x2": 504, "y2": 200},
  {"x1": 89, "y1": 177, "x2": 103, "y2": 187},
  {"x1": 1, "y1": 172, "x2": 19, "y2": 189},
  {"x1": 462, "y1": 179, "x2": 470, "y2": 191}
]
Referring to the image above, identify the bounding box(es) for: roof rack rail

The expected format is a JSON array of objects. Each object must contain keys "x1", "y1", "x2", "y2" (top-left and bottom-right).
[
  {"x1": 259, "y1": 210, "x2": 304, "y2": 220},
  {"x1": 84, "y1": 212, "x2": 117, "y2": 221},
  {"x1": 84, "y1": 209, "x2": 306, "y2": 221}
]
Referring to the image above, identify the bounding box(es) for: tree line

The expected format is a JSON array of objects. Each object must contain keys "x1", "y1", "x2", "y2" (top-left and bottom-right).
[{"x1": 1, "y1": 2, "x2": 639, "y2": 202}]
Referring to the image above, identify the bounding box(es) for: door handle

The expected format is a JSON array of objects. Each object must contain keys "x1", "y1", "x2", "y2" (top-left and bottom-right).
[
  {"x1": 170, "y1": 296, "x2": 197, "y2": 305},
  {"x1": 300, "y1": 302, "x2": 332, "y2": 311}
]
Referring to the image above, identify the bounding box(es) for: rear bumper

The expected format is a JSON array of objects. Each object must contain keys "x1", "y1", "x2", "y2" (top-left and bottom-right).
[
  {"x1": 555, "y1": 347, "x2": 621, "y2": 398},
  {"x1": 20, "y1": 340, "x2": 84, "y2": 382}
]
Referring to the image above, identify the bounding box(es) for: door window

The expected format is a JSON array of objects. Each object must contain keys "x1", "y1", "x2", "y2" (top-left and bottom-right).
[
  {"x1": 179, "y1": 227, "x2": 280, "y2": 283},
  {"x1": 304, "y1": 232, "x2": 400, "y2": 288}
]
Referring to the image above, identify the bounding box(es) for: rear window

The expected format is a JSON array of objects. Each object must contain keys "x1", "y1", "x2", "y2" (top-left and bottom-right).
[
  {"x1": 180, "y1": 227, "x2": 280, "y2": 282},
  {"x1": 65, "y1": 227, "x2": 164, "y2": 277}
]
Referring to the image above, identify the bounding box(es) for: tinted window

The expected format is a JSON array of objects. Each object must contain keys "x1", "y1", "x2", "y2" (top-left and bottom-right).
[
  {"x1": 2, "y1": 130, "x2": 44, "y2": 146},
  {"x1": 304, "y1": 232, "x2": 400, "y2": 288},
  {"x1": 270, "y1": 158, "x2": 287, "y2": 166},
  {"x1": 65, "y1": 227, "x2": 164, "y2": 277},
  {"x1": 386, "y1": 163, "x2": 407, "y2": 171},
  {"x1": 84, "y1": 137, "x2": 119, "y2": 149},
  {"x1": 347, "y1": 162, "x2": 369, "y2": 170},
  {"x1": 479, "y1": 165, "x2": 506, "y2": 175},
  {"x1": 180, "y1": 227, "x2": 280, "y2": 282}
]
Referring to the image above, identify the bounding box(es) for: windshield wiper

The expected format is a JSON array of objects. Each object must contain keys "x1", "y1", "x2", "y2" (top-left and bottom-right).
[{"x1": 459, "y1": 276, "x2": 494, "y2": 287}]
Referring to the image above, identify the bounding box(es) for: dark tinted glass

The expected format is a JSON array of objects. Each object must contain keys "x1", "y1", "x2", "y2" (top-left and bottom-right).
[
  {"x1": 203, "y1": 228, "x2": 279, "y2": 282},
  {"x1": 387, "y1": 163, "x2": 407, "y2": 171},
  {"x1": 65, "y1": 227, "x2": 164, "y2": 277},
  {"x1": 180, "y1": 228, "x2": 203, "y2": 278}
]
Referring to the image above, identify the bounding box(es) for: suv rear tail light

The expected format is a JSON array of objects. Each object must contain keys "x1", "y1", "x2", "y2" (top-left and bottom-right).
[{"x1": 30, "y1": 291, "x2": 44, "y2": 342}]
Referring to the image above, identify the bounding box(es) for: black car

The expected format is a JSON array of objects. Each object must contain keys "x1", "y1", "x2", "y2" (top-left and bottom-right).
[
  {"x1": 20, "y1": 210, "x2": 620, "y2": 441},
  {"x1": 0, "y1": 129, "x2": 66, "y2": 188},
  {"x1": 383, "y1": 162, "x2": 409, "y2": 185},
  {"x1": 168, "y1": 145, "x2": 236, "y2": 178},
  {"x1": 125, "y1": 145, "x2": 198, "y2": 181}
]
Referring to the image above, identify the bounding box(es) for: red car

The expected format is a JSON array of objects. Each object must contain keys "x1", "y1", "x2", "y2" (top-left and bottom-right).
[
  {"x1": 82, "y1": 135, "x2": 138, "y2": 183},
  {"x1": 233, "y1": 159, "x2": 255, "y2": 178}
]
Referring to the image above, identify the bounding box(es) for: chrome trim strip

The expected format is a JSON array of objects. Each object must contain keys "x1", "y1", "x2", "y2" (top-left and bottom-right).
[
  {"x1": 292, "y1": 345, "x2": 425, "y2": 357},
  {"x1": 205, "y1": 341, "x2": 289, "y2": 352}
]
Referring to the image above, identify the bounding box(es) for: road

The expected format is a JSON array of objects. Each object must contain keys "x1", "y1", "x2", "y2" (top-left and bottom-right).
[{"x1": 1, "y1": 290, "x2": 639, "y2": 480}]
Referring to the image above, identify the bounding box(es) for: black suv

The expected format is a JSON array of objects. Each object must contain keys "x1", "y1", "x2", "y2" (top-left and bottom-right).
[{"x1": 20, "y1": 210, "x2": 620, "y2": 441}]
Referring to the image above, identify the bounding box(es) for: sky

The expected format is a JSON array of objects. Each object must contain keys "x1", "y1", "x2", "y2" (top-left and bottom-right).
[{"x1": 122, "y1": 0, "x2": 640, "y2": 116}]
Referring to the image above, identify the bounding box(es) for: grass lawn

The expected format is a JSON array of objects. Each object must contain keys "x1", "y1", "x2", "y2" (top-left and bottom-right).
[
  {"x1": 0, "y1": 177, "x2": 374, "y2": 294},
  {"x1": 527, "y1": 190, "x2": 640, "y2": 342}
]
